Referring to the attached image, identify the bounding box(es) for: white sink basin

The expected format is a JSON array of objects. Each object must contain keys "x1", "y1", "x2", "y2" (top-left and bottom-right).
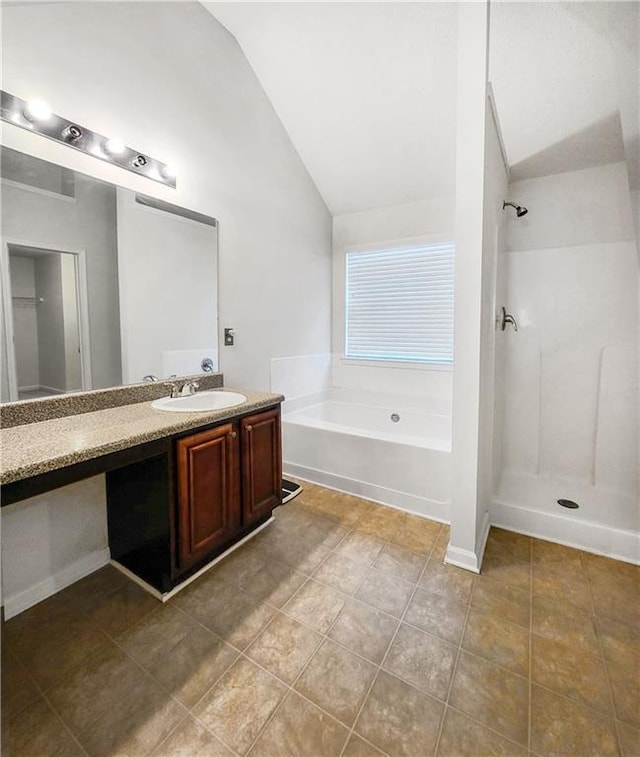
[{"x1": 152, "y1": 390, "x2": 247, "y2": 413}]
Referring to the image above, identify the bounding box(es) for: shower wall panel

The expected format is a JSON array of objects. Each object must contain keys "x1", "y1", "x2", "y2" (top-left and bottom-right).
[
  {"x1": 503, "y1": 240, "x2": 638, "y2": 499},
  {"x1": 595, "y1": 343, "x2": 638, "y2": 495},
  {"x1": 495, "y1": 162, "x2": 639, "y2": 553}
]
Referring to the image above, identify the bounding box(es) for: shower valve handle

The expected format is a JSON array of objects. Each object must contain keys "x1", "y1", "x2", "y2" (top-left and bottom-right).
[{"x1": 500, "y1": 306, "x2": 518, "y2": 331}]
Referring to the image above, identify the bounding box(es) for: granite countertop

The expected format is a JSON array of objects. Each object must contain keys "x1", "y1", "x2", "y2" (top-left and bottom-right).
[{"x1": 0, "y1": 388, "x2": 284, "y2": 485}]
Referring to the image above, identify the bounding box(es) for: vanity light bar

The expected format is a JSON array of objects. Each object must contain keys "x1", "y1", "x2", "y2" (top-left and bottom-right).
[{"x1": 0, "y1": 91, "x2": 176, "y2": 188}]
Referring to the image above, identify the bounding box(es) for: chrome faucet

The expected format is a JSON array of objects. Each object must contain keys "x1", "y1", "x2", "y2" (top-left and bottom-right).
[
  {"x1": 180, "y1": 380, "x2": 200, "y2": 397},
  {"x1": 160, "y1": 378, "x2": 200, "y2": 399}
]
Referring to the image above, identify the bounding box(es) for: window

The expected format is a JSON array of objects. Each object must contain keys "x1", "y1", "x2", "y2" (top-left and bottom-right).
[{"x1": 345, "y1": 241, "x2": 454, "y2": 365}]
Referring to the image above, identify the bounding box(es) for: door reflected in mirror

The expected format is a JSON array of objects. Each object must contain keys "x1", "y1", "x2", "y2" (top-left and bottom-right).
[
  {"x1": 8, "y1": 244, "x2": 86, "y2": 400},
  {"x1": 0, "y1": 147, "x2": 219, "y2": 403}
]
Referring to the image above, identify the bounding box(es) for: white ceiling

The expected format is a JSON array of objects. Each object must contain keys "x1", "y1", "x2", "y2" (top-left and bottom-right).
[
  {"x1": 204, "y1": 2, "x2": 458, "y2": 215},
  {"x1": 204, "y1": 2, "x2": 638, "y2": 214},
  {"x1": 489, "y1": 1, "x2": 632, "y2": 183}
]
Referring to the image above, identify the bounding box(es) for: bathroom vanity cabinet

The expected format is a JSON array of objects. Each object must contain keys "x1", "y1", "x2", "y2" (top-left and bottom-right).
[
  {"x1": 176, "y1": 408, "x2": 281, "y2": 573},
  {"x1": 0, "y1": 385, "x2": 284, "y2": 614},
  {"x1": 177, "y1": 423, "x2": 241, "y2": 572},
  {"x1": 105, "y1": 405, "x2": 282, "y2": 593}
]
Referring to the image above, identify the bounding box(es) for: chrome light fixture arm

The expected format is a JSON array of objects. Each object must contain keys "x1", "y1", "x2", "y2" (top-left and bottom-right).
[{"x1": 0, "y1": 90, "x2": 176, "y2": 187}]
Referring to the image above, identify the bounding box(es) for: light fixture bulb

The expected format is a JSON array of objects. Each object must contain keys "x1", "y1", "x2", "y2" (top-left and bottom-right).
[
  {"x1": 62, "y1": 124, "x2": 83, "y2": 141},
  {"x1": 105, "y1": 137, "x2": 126, "y2": 155},
  {"x1": 24, "y1": 99, "x2": 52, "y2": 122}
]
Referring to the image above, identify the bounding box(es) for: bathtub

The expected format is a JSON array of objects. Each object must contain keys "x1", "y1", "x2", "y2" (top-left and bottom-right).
[{"x1": 282, "y1": 389, "x2": 452, "y2": 521}]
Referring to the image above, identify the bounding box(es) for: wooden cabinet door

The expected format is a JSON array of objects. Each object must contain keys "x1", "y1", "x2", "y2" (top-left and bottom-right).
[
  {"x1": 241, "y1": 408, "x2": 282, "y2": 525},
  {"x1": 176, "y1": 423, "x2": 240, "y2": 571}
]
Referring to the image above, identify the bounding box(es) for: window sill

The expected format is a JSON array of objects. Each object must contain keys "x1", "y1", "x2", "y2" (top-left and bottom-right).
[{"x1": 340, "y1": 358, "x2": 453, "y2": 372}]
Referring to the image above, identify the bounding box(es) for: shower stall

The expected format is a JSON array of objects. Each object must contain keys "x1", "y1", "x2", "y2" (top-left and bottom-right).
[{"x1": 492, "y1": 163, "x2": 639, "y2": 562}]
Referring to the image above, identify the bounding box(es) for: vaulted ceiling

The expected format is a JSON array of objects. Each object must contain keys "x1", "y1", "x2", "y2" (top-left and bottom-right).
[
  {"x1": 204, "y1": 2, "x2": 639, "y2": 215},
  {"x1": 489, "y1": 1, "x2": 637, "y2": 186},
  {"x1": 205, "y1": 2, "x2": 457, "y2": 215}
]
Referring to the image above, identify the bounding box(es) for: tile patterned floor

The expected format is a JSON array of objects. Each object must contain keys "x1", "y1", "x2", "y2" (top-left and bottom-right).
[{"x1": 2, "y1": 482, "x2": 639, "y2": 756}]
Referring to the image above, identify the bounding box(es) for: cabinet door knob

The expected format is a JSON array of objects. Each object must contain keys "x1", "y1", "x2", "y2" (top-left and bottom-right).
[
  {"x1": 246, "y1": 425, "x2": 253, "y2": 432},
  {"x1": 229, "y1": 431, "x2": 237, "y2": 439}
]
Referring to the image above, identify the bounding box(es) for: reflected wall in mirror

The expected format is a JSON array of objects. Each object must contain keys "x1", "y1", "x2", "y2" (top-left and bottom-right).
[{"x1": 0, "y1": 147, "x2": 219, "y2": 402}]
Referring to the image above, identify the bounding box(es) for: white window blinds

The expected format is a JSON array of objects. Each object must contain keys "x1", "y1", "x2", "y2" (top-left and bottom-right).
[{"x1": 345, "y1": 242, "x2": 455, "y2": 364}]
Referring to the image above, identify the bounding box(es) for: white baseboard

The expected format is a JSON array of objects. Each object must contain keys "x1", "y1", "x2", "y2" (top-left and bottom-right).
[
  {"x1": 444, "y1": 510, "x2": 490, "y2": 573},
  {"x1": 444, "y1": 545, "x2": 482, "y2": 573},
  {"x1": 492, "y1": 499, "x2": 640, "y2": 565},
  {"x1": 477, "y1": 509, "x2": 491, "y2": 564},
  {"x1": 283, "y1": 462, "x2": 450, "y2": 524},
  {"x1": 2, "y1": 548, "x2": 110, "y2": 620}
]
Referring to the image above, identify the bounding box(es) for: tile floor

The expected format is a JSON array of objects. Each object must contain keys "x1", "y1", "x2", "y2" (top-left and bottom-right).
[{"x1": 2, "y1": 482, "x2": 639, "y2": 756}]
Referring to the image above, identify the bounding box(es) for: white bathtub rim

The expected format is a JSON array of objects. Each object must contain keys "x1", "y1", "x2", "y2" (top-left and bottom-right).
[
  {"x1": 283, "y1": 415, "x2": 450, "y2": 451},
  {"x1": 284, "y1": 398, "x2": 451, "y2": 423},
  {"x1": 291, "y1": 398, "x2": 452, "y2": 419},
  {"x1": 326, "y1": 386, "x2": 452, "y2": 415},
  {"x1": 283, "y1": 388, "x2": 439, "y2": 413},
  {"x1": 283, "y1": 399, "x2": 451, "y2": 451},
  {"x1": 283, "y1": 463, "x2": 451, "y2": 524},
  {"x1": 283, "y1": 387, "x2": 451, "y2": 417}
]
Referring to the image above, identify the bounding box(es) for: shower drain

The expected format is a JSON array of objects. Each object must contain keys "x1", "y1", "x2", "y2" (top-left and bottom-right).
[
  {"x1": 390, "y1": 413, "x2": 400, "y2": 423},
  {"x1": 557, "y1": 499, "x2": 579, "y2": 509}
]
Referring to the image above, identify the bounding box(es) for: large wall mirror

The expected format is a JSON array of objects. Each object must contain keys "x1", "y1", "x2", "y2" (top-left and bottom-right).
[{"x1": 0, "y1": 148, "x2": 219, "y2": 403}]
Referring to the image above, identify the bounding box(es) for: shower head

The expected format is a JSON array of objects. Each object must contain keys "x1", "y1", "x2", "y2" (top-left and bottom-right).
[{"x1": 503, "y1": 201, "x2": 528, "y2": 217}]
